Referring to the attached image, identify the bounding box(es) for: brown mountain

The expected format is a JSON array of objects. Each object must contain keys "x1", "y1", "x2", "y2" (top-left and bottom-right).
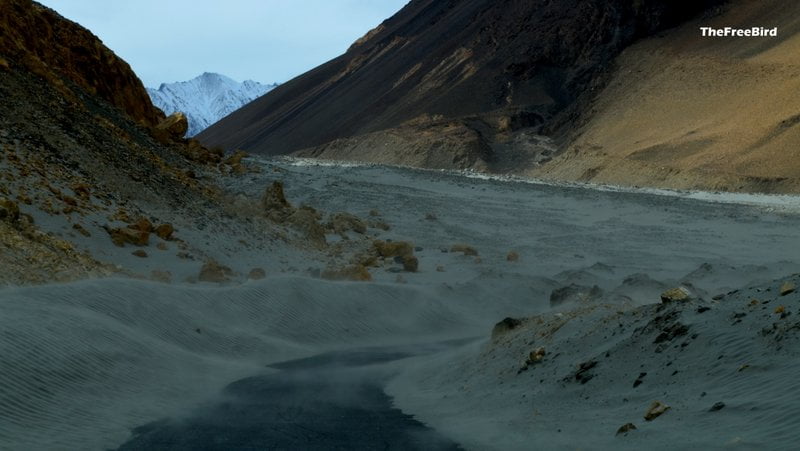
[{"x1": 198, "y1": 0, "x2": 723, "y2": 167}]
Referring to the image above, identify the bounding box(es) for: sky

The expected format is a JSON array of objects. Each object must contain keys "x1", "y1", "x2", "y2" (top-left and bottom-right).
[{"x1": 37, "y1": 0, "x2": 409, "y2": 87}]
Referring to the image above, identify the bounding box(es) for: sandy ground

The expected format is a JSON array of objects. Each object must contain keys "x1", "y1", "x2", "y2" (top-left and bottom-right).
[{"x1": 1, "y1": 158, "x2": 800, "y2": 449}]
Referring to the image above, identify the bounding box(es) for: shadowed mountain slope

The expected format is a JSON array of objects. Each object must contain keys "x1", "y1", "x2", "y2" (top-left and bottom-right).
[{"x1": 199, "y1": 0, "x2": 723, "y2": 160}]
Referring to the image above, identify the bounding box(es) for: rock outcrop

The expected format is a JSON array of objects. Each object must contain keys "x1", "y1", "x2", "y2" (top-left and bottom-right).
[{"x1": 0, "y1": 0, "x2": 163, "y2": 126}]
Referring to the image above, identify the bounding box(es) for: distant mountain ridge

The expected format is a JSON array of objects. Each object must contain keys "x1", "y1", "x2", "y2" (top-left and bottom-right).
[{"x1": 148, "y1": 73, "x2": 276, "y2": 137}]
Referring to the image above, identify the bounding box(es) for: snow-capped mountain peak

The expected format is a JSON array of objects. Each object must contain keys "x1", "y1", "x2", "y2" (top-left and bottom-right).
[{"x1": 147, "y1": 73, "x2": 276, "y2": 137}]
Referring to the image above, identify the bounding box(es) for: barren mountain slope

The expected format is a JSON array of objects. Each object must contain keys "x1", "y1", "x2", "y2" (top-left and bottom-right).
[
  {"x1": 198, "y1": 0, "x2": 723, "y2": 162},
  {"x1": 531, "y1": 0, "x2": 800, "y2": 193}
]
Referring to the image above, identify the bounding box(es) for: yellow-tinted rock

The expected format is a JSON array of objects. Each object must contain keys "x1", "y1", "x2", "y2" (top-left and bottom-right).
[
  {"x1": 644, "y1": 401, "x2": 670, "y2": 421},
  {"x1": 154, "y1": 223, "x2": 174, "y2": 240},
  {"x1": 451, "y1": 244, "x2": 478, "y2": 256},
  {"x1": 374, "y1": 240, "x2": 413, "y2": 258},
  {"x1": 155, "y1": 112, "x2": 188, "y2": 139},
  {"x1": 198, "y1": 260, "x2": 234, "y2": 283},
  {"x1": 321, "y1": 264, "x2": 372, "y2": 282},
  {"x1": 108, "y1": 227, "x2": 149, "y2": 247}
]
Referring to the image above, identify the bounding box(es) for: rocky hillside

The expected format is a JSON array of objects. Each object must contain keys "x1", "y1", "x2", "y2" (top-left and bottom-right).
[
  {"x1": 0, "y1": 0, "x2": 264, "y2": 285},
  {"x1": 198, "y1": 0, "x2": 723, "y2": 168},
  {"x1": 0, "y1": 0, "x2": 162, "y2": 126},
  {"x1": 148, "y1": 73, "x2": 276, "y2": 137},
  {"x1": 530, "y1": 0, "x2": 800, "y2": 193}
]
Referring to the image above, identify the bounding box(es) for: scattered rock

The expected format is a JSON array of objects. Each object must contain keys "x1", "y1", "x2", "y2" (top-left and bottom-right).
[
  {"x1": 425, "y1": 212, "x2": 438, "y2": 220},
  {"x1": 155, "y1": 112, "x2": 188, "y2": 139},
  {"x1": 156, "y1": 242, "x2": 168, "y2": 251},
  {"x1": 198, "y1": 260, "x2": 234, "y2": 283},
  {"x1": 0, "y1": 197, "x2": 20, "y2": 223},
  {"x1": 262, "y1": 181, "x2": 292, "y2": 218},
  {"x1": 71, "y1": 183, "x2": 91, "y2": 199},
  {"x1": 374, "y1": 240, "x2": 414, "y2": 258},
  {"x1": 368, "y1": 219, "x2": 391, "y2": 231},
  {"x1": 248, "y1": 267, "x2": 266, "y2": 280},
  {"x1": 286, "y1": 207, "x2": 327, "y2": 247},
  {"x1": 527, "y1": 347, "x2": 546, "y2": 364},
  {"x1": 491, "y1": 317, "x2": 522, "y2": 339},
  {"x1": 369, "y1": 209, "x2": 380, "y2": 217},
  {"x1": 661, "y1": 286, "x2": 693, "y2": 303},
  {"x1": 223, "y1": 150, "x2": 248, "y2": 166},
  {"x1": 568, "y1": 360, "x2": 598, "y2": 384},
  {"x1": 506, "y1": 251, "x2": 520, "y2": 262},
  {"x1": 402, "y1": 255, "x2": 419, "y2": 272},
  {"x1": 550, "y1": 284, "x2": 603, "y2": 307},
  {"x1": 131, "y1": 250, "x2": 148, "y2": 258},
  {"x1": 107, "y1": 226, "x2": 149, "y2": 247},
  {"x1": 150, "y1": 270, "x2": 172, "y2": 283},
  {"x1": 775, "y1": 305, "x2": 785, "y2": 314},
  {"x1": 709, "y1": 402, "x2": 726, "y2": 412},
  {"x1": 154, "y1": 223, "x2": 174, "y2": 240},
  {"x1": 321, "y1": 264, "x2": 372, "y2": 282},
  {"x1": 436, "y1": 265, "x2": 445, "y2": 272},
  {"x1": 780, "y1": 281, "x2": 796, "y2": 296},
  {"x1": 644, "y1": 401, "x2": 670, "y2": 421},
  {"x1": 616, "y1": 423, "x2": 637, "y2": 436},
  {"x1": 129, "y1": 218, "x2": 154, "y2": 233},
  {"x1": 329, "y1": 212, "x2": 367, "y2": 235},
  {"x1": 653, "y1": 322, "x2": 689, "y2": 344},
  {"x1": 451, "y1": 244, "x2": 478, "y2": 256},
  {"x1": 72, "y1": 223, "x2": 91, "y2": 237}
]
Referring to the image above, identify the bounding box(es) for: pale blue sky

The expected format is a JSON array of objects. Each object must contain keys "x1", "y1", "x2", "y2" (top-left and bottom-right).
[{"x1": 37, "y1": 0, "x2": 408, "y2": 87}]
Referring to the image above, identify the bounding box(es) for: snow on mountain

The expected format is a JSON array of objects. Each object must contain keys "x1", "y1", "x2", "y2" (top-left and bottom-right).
[{"x1": 147, "y1": 73, "x2": 276, "y2": 137}]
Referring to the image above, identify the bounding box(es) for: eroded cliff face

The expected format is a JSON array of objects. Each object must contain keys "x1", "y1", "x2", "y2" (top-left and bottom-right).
[
  {"x1": 0, "y1": 0, "x2": 163, "y2": 126},
  {"x1": 199, "y1": 0, "x2": 724, "y2": 161}
]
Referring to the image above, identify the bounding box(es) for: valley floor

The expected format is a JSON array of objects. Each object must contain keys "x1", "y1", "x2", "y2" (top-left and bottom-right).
[{"x1": 1, "y1": 158, "x2": 799, "y2": 450}]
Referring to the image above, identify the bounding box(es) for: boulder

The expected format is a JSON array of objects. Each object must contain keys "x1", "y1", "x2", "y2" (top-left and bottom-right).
[
  {"x1": 224, "y1": 149, "x2": 248, "y2": 166},
  {"x1": 150, "y1": 270, "x2": 172, "y2": 283},
  {"x1": 321, "y1": 264, "x2": 372, "y2": 282},
  {"x1": 660, "y1": 286, "x2": 693, "y2": 303},
  {"x1": 154, "y1": 223, "x2": 174, "y2": 240},
  {"x1": 644, "y1": 401, "x2": 670, "y2": 421},
  {"x1": 262, "y1": 181, "x2": 292, "y2": 219},
  {"x1": 527, "y1": 347, "x2": 546, "y2": 364},
  {"x1": 198, "y1": 260, "x2": 234, "y2": 283},
  {"x1": 451, "y1": 244, "x2": 478, "y2": 256},
  {"x1": 329, "y1": 212, "x2": 367, "y2": 235},
  {"x1": 248, "y1": 267, "x2": 266, "y2": 280},
  {"x1": 780, "y1": 281, "x2": 796, "y2": 296},
  {"x1": 0, "y1": 197, "x2": 20, "y2": 223},
  {"x1": 107, "y1": 226, "x2": 149, "y2": 247},
  {"x1": 401, "y1": 255, "x2": 419, "y2": 272},
  {"x1": 616, "y1": 423, "x2": 637, "y2": 436},
  {"x1": 491, "y1": 317, "x2": 522, "y2": 339},
  {"x1": 507, "y1": 251, "x2": 520, "y2": 262},
  {"x1": 129, "y1": 217, "x2": 154, "y2": 233},
  {"x1": 286, "y1": 208, "x2": 327, "y2": 247},
  {"x1": 155, "y1": 112, "x2": 188, "y2": 138},
  {"x1": 374, "y1": 240, "x2": 413, "y2": 258}
]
